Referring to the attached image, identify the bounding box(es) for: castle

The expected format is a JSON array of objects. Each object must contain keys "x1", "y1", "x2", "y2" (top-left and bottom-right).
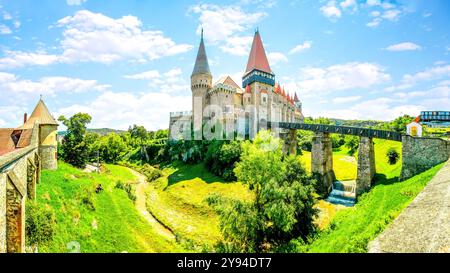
[{"x1": 170, "y1": 30, "x2": 304, "y2": 140}]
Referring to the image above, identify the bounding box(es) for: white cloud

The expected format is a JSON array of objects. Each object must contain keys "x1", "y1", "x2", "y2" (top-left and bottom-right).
[
  {"x1": 2, "y1": 11, "x2": 12, "y2": 20},
  {"x1": 56, "y1": 10, "x2": 192, "y2": 63},
  {"x1": 366, "y1": 18, "x2": 382, "y2": 28},
  {"x1": 385, "y1": 42, "x2": 422, "y2": 52},
  {"x1": 268, "y1": 52, "x2": 288, "y2": 65},
  {"x1": 287, "y1": 62, "x2": 390, "y2": 94},
  {"x1": 0, "y1": 24, "x2": 12, "y2": 34},
  {"x1": 320, "y1": 1, "x2": 342, "y2": 19},
  {"x1": 189, "y1": 4, "x2": 266, "y2": 56},
  {"x1": 289, "y1": 41, "x2": 312, "y2": 54},
  {"x1": 332, "y1": 95, "x2": 362, "y2": 104},
  {"x1": 0, "y1": 50, "x2": 60, "y2": 69},
  {"x1": 66, "y1": 0, "x2": 87, "y2": 6},
  {"x1": 56, "y1": 91, "x2": 191, "y2": 130},
  {"x1": 0, "y1": 72, "x2": 110, "y2": 96},
  {"x1": 124, "y1": 70, "x2": 161, "y2": 80},
  {"x1": 340, "y1": 0, "x2": 357, "y2": 12},
  {"x1": 219, "y1": 36, "x2": 254, "y2": 56},
  {"x1": 381, "y1": 9, "x2": 401, "y2": 21},
  {"x1": 13, "y1": 20, "x2": 20, "y2": 29},
  {"x1": 402, "y1": 65, "x2": 450, "y2": 84},
  {"x1": 310, "y1": 97, "x2": 421, "y2": 121},
  {"x1": 0, "y1": 10, "x2": 193, "y2": 69},
  {"x1": 124, "y1": 68, "x2": 188, "y2": 93}
]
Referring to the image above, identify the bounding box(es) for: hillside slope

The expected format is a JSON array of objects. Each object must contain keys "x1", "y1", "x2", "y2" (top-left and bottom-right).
[{"x1": 36, "y1": 162, "x2": 181, "y2": 253}]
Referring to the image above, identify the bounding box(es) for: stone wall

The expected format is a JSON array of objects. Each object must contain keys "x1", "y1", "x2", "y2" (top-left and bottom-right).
[
  {"x1": 401, "y1": 136, "x2": 450, "y2": 180},
  {"x1": 0, "y1": 145, "x2": 40, "y2": 253},
  {"x1": 39, "y1": 145, "x2": 57, "y2": 170},
  {"x1": 356, "y1": 137, "x2": 375, "y2": 195},
  {"x1": 311, "y1": 132, "x2": 335, "y2": 194}
]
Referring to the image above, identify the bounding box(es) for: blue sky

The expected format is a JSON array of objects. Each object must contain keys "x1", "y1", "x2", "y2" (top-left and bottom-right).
[{"x1": 0, "y1": 0, "x2": 449, "y2": 130}]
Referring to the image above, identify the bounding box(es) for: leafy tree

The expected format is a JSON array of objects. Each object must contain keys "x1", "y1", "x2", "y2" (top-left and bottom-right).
[
  {"x1": 58, "y1": 113, "x2": 92, "y2": 168},
  {"x1": 208, "y1": 131, "x2": 317, "y2": 253},
  {"x1": 95, "y1": 133, "x2": 128, "y2": 163},
  {"x1": 387, "y1": 115, "x2": 414, "y2": 133},
  {"x1": 386, "y1": 148, "x2": 400, "y2": 165},
  {"x1": 128, "y1": 124, "x2": 149, "y2": 147},
  {"x1": 345, "y1": 135, "x2": 359, "y2": 156},
  {"x1": 205, "y1": 140, "x2": 242, "y2": 181}
]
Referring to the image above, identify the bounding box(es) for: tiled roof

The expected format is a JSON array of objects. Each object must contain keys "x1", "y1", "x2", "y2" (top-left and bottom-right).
[
  {"x1": 192, "y1": 29, "x2": 211, "y2": 76},
  {"x1": 215, "y1": 76, "x2": 241, "y2": 90},
  {"x1": 19, "y1": 99, "x2": 58, "y2": 129},
  {"x1": 245, "y1": 30, "x2": 272, "y2": 75},
  {"x1": 0, "y1": 129, "x2": 16, "y2": 156}
]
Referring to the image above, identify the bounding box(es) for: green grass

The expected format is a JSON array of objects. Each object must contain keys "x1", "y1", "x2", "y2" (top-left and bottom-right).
[
  {"x1": 36, "y1": 162, "x2": 181, "y2": 253},
  {"x1": 145, "y1": 162, "x2": 253, "y2": 250},
  {"x1": 305, "y1": 163, "x2": 443, "y2": 253}
]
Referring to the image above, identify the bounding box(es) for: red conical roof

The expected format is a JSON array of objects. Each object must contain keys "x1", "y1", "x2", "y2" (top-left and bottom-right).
[
  {"x1": 275, "y1": 83, "x2": 281, "y2": 93},
  {"x1": 245, "y1": 30, "x2": 272, "y2": 75}
]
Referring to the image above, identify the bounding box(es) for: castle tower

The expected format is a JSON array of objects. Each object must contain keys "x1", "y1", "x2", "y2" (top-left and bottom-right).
[
  {"x1": 242, "y1": 30, "x2": 275, "y2": 135},
  {"x1": 191, "y1": 29, "x2": 212, "y2": 133},
  {"x1": 21, "y1": 99, "x2": 59, "y2": 170}
]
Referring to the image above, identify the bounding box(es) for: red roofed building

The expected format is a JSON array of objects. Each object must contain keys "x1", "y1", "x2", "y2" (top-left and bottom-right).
[{"x1": 170, "y1": 29, "x2": 304, "y2": 140}]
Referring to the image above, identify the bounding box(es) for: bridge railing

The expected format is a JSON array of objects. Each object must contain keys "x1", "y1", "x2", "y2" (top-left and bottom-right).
[{"x1": 267, "y1": 122, "x2": 403, "y2": 142}]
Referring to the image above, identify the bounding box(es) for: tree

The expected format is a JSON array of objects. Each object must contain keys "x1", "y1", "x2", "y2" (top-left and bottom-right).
[
  {"x1": 128, "y1": 125, "x2": 149, "y2": 147},
  {"x1": 94, "y1": 133, "x2": 128, "y2": 164},
  {"x1": 58, "y1": 113, "x2": 92, "y2": 168},
  {"x1": 207, "y1": 131, "x2": 317, "y2": 253},
  {"x1": 345, "y1": 135, "x2": 359, "y2": 156},
  {"x1": 388, "y1": 115, "x2": 414, "y2": 133},
  {"x1": 386, "y1": 148, "x2": 400, "y2": 165}
]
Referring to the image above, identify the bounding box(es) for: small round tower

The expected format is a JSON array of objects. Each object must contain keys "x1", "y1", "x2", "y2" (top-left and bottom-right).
[
  {"x1": 23, "y1": 99, "x2": 59, "y2": 170},
  {"x1": 191, "y1": 29, "x2": 212, "y2": 122}
]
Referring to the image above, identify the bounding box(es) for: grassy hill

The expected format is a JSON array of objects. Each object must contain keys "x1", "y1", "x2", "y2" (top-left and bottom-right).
[
  {"x1": 58, "y1": 128, "x2": 126, "y2": 136},
  {"x1": 37, "y1": 137, "x2": 441, "y2": 253},
  {"x1": 145, "y1": 162, "x2": 253, "y2": 250},
  {"x1": 36, "y1": 162, "x2": 181, "y2": 253}
]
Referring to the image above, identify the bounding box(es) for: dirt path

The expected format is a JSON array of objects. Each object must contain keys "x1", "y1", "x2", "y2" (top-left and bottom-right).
[{"x1": 128, "y1": 168, "x2": 176, "y2": 241}]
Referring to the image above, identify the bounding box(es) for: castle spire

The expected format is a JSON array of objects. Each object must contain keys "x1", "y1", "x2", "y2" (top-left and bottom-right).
[
  {"x1": 294, "y1": 92, "x2": 299, "y2": 102},
  {"x1": 244, "y1": 30, "x2": 272, "y2": 75},
  {"x1": 192, "y1": 28, "x2": 211, "y2": 76}
]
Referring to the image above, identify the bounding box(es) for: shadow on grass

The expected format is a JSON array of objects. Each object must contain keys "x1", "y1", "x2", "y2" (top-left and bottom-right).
[
  {"x1": 167, "y1": 162, "x2": 224, "y2": 186},
  {"x1": 373, "y1": 173, "x2": 400, "y2": 186}
]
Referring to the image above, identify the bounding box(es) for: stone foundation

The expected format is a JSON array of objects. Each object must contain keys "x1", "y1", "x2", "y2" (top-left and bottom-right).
[
  {"x1": 39, "y1": 145, "x2": 57, "y2": 170},
  {"x1": 356, "y1": 137, "x2": 375, "y2": 195},
  {"x1": 311, "y1": 132, "x2": 335, "y2": 194},
  {"x1": 401, "y1": 136, "x2": 450, "y2": 180}
]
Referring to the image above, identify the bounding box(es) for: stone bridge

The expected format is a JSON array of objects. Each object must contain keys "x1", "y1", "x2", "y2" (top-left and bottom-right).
[{"x1": 268, "y1": 122, "x2": 450, "y2": 197}]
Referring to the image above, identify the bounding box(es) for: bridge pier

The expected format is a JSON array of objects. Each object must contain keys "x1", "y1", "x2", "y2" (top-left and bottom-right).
[
  {"x1": 312, "y1": 132, "x2": 335, "y2": 194},
  {"x1": 356, "y1": 137, "x2": 375, "y2": 195},
  {"x1": 287, "y1": 129, "x2": 297, "y2": 155}
]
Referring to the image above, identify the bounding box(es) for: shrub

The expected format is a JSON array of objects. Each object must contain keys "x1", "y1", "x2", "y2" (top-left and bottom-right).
[
  {"x1": 80, "y1": 188, "x2": 96, "y2": 211},
  {"x1": 204, "y1": 140, "x2": 242, "y2": 181},
  {"x1": 26, "y1": 201, "x2": 56, "y2": 246},
  {"x1": 386, "y1": 148, "x2": 400, "y2": 165},
  {"x1": 115, "y1": 180, "x2": 136, "y2": 202}
]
